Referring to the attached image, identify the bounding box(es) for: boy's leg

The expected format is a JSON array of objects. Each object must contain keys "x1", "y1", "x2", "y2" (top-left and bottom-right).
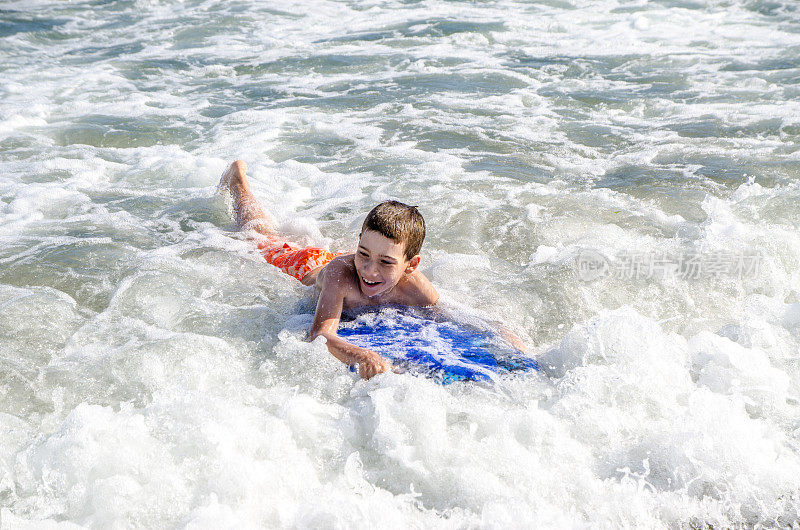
[
  {"x1": 219, "y1": 160, "x2": 341, "y2": 283},
  {"x1": 219, "y1": 160, "x2": 276, "y2": 236}
]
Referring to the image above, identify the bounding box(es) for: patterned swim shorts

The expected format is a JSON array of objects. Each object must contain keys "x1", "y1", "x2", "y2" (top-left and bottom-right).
[{"x1": 257, "y1": 239, "x2": 343, "y2": 281}]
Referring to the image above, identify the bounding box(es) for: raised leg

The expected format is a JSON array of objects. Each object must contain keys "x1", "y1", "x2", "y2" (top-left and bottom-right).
[{"x1": 218, "y1": 160, "x2": 276, "y2": 236}]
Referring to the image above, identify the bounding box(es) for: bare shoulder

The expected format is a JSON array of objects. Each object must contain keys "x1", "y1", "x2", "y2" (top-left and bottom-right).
[
  {"x1": 405, "y1": 269, "x2": 439, "y2": 306},
  {"x1": 318, "y1": 254, "x2": 358, "y2": 291}
]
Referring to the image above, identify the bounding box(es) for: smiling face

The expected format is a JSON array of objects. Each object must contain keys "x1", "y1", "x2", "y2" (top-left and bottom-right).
[{"x1": 354, "y1": 229, "x2": 419, "y2": 298}]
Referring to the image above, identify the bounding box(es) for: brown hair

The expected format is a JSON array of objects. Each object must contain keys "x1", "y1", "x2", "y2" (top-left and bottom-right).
[{"x1": 361, "y1": 200, "x2": 425, "y2": 260}]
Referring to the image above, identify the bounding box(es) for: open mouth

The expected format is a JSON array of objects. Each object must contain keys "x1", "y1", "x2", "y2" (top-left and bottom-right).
[{"x1": 361, "y1": 277, "x2": 381, "y2": 287}]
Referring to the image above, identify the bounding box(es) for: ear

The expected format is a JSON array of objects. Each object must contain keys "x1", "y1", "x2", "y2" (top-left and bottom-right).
[{"x1": 404, "y1": 255, "x2": 421, "y2": 274}]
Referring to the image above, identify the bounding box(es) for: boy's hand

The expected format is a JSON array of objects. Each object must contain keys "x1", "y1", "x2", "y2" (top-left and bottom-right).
[
  {"x1": 499, "y1": 327, "x2": 527, "y2": 352},
  {"x1": 356, "y1": 350, "x2": 392, "y2": 379}
]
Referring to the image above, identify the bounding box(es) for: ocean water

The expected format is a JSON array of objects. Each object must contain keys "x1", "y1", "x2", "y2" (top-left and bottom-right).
[{"x1": 1, "y1": 0, "x2": 799, "y2": 527}]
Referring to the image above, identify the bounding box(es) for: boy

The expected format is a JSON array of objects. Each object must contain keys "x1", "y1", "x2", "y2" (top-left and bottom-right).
[{"x1": 219, "y1": 160, "x2": 438, "y2": 379}]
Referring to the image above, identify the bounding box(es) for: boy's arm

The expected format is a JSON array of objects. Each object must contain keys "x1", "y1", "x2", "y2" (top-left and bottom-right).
[
  {"x1": 308, "y1": 263, "x2": 392, "y2": 379},
  {"x1": 497, "y1": 325, "x2": 527, "y2": 352},
  {"x1": 431, "y1": 299, "x2": 527, "y2": 352}
]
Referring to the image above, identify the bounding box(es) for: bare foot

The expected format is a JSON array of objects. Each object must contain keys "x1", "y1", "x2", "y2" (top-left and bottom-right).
[{"x1": 218, "y1": 160, "x2": 249, "y2": 195}]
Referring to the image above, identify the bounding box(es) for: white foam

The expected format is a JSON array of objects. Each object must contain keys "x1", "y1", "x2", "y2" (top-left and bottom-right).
[
  {"x1": 2, "y1": 0, "x2": 799, "y2": 526},
  {"x1": 689, "y1": 331, "x2": 790, "y2": 414}
]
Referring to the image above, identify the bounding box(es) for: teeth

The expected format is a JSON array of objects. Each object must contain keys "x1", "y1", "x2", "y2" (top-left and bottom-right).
[{"x1": 362, "y1": 277, "x2": 379, "y2": 285}]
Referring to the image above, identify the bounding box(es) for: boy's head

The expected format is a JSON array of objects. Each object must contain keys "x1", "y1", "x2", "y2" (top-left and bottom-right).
[
  {"x1": 360, "y1": 200, "x2": 425, "y2": 261},
  {"x1": 355, "y1": 201, "x2": 425, "y2": 297}
]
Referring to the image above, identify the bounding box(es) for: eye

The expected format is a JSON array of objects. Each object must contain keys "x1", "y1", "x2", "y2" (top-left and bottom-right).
[
  {"x1": 358, "y1": 251, "x2": 368, "y2": 257},
  {"x1": 381, "y1": 260, "x2": 392, "y2": 265}
]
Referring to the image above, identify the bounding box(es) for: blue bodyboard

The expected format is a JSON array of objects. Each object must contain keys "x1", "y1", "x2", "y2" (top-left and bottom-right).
[{"x1": 337, "y1": 307, "x2": 538, "y2": 384}]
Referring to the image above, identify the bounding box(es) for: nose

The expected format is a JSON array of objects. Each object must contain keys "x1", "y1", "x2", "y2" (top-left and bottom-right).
[{"x1": 363, "y1": 260, "x2": 378, "y2": 277}]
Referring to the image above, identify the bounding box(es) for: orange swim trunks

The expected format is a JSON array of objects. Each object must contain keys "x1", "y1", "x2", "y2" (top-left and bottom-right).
[{"x1": 257, "y1": 239, "x2": 343, "y2": 281}]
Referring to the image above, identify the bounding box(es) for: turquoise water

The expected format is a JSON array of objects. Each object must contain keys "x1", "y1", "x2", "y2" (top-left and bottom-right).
[{"x1": 1, "y1": 0, "x2": 799, "y2": 527}]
